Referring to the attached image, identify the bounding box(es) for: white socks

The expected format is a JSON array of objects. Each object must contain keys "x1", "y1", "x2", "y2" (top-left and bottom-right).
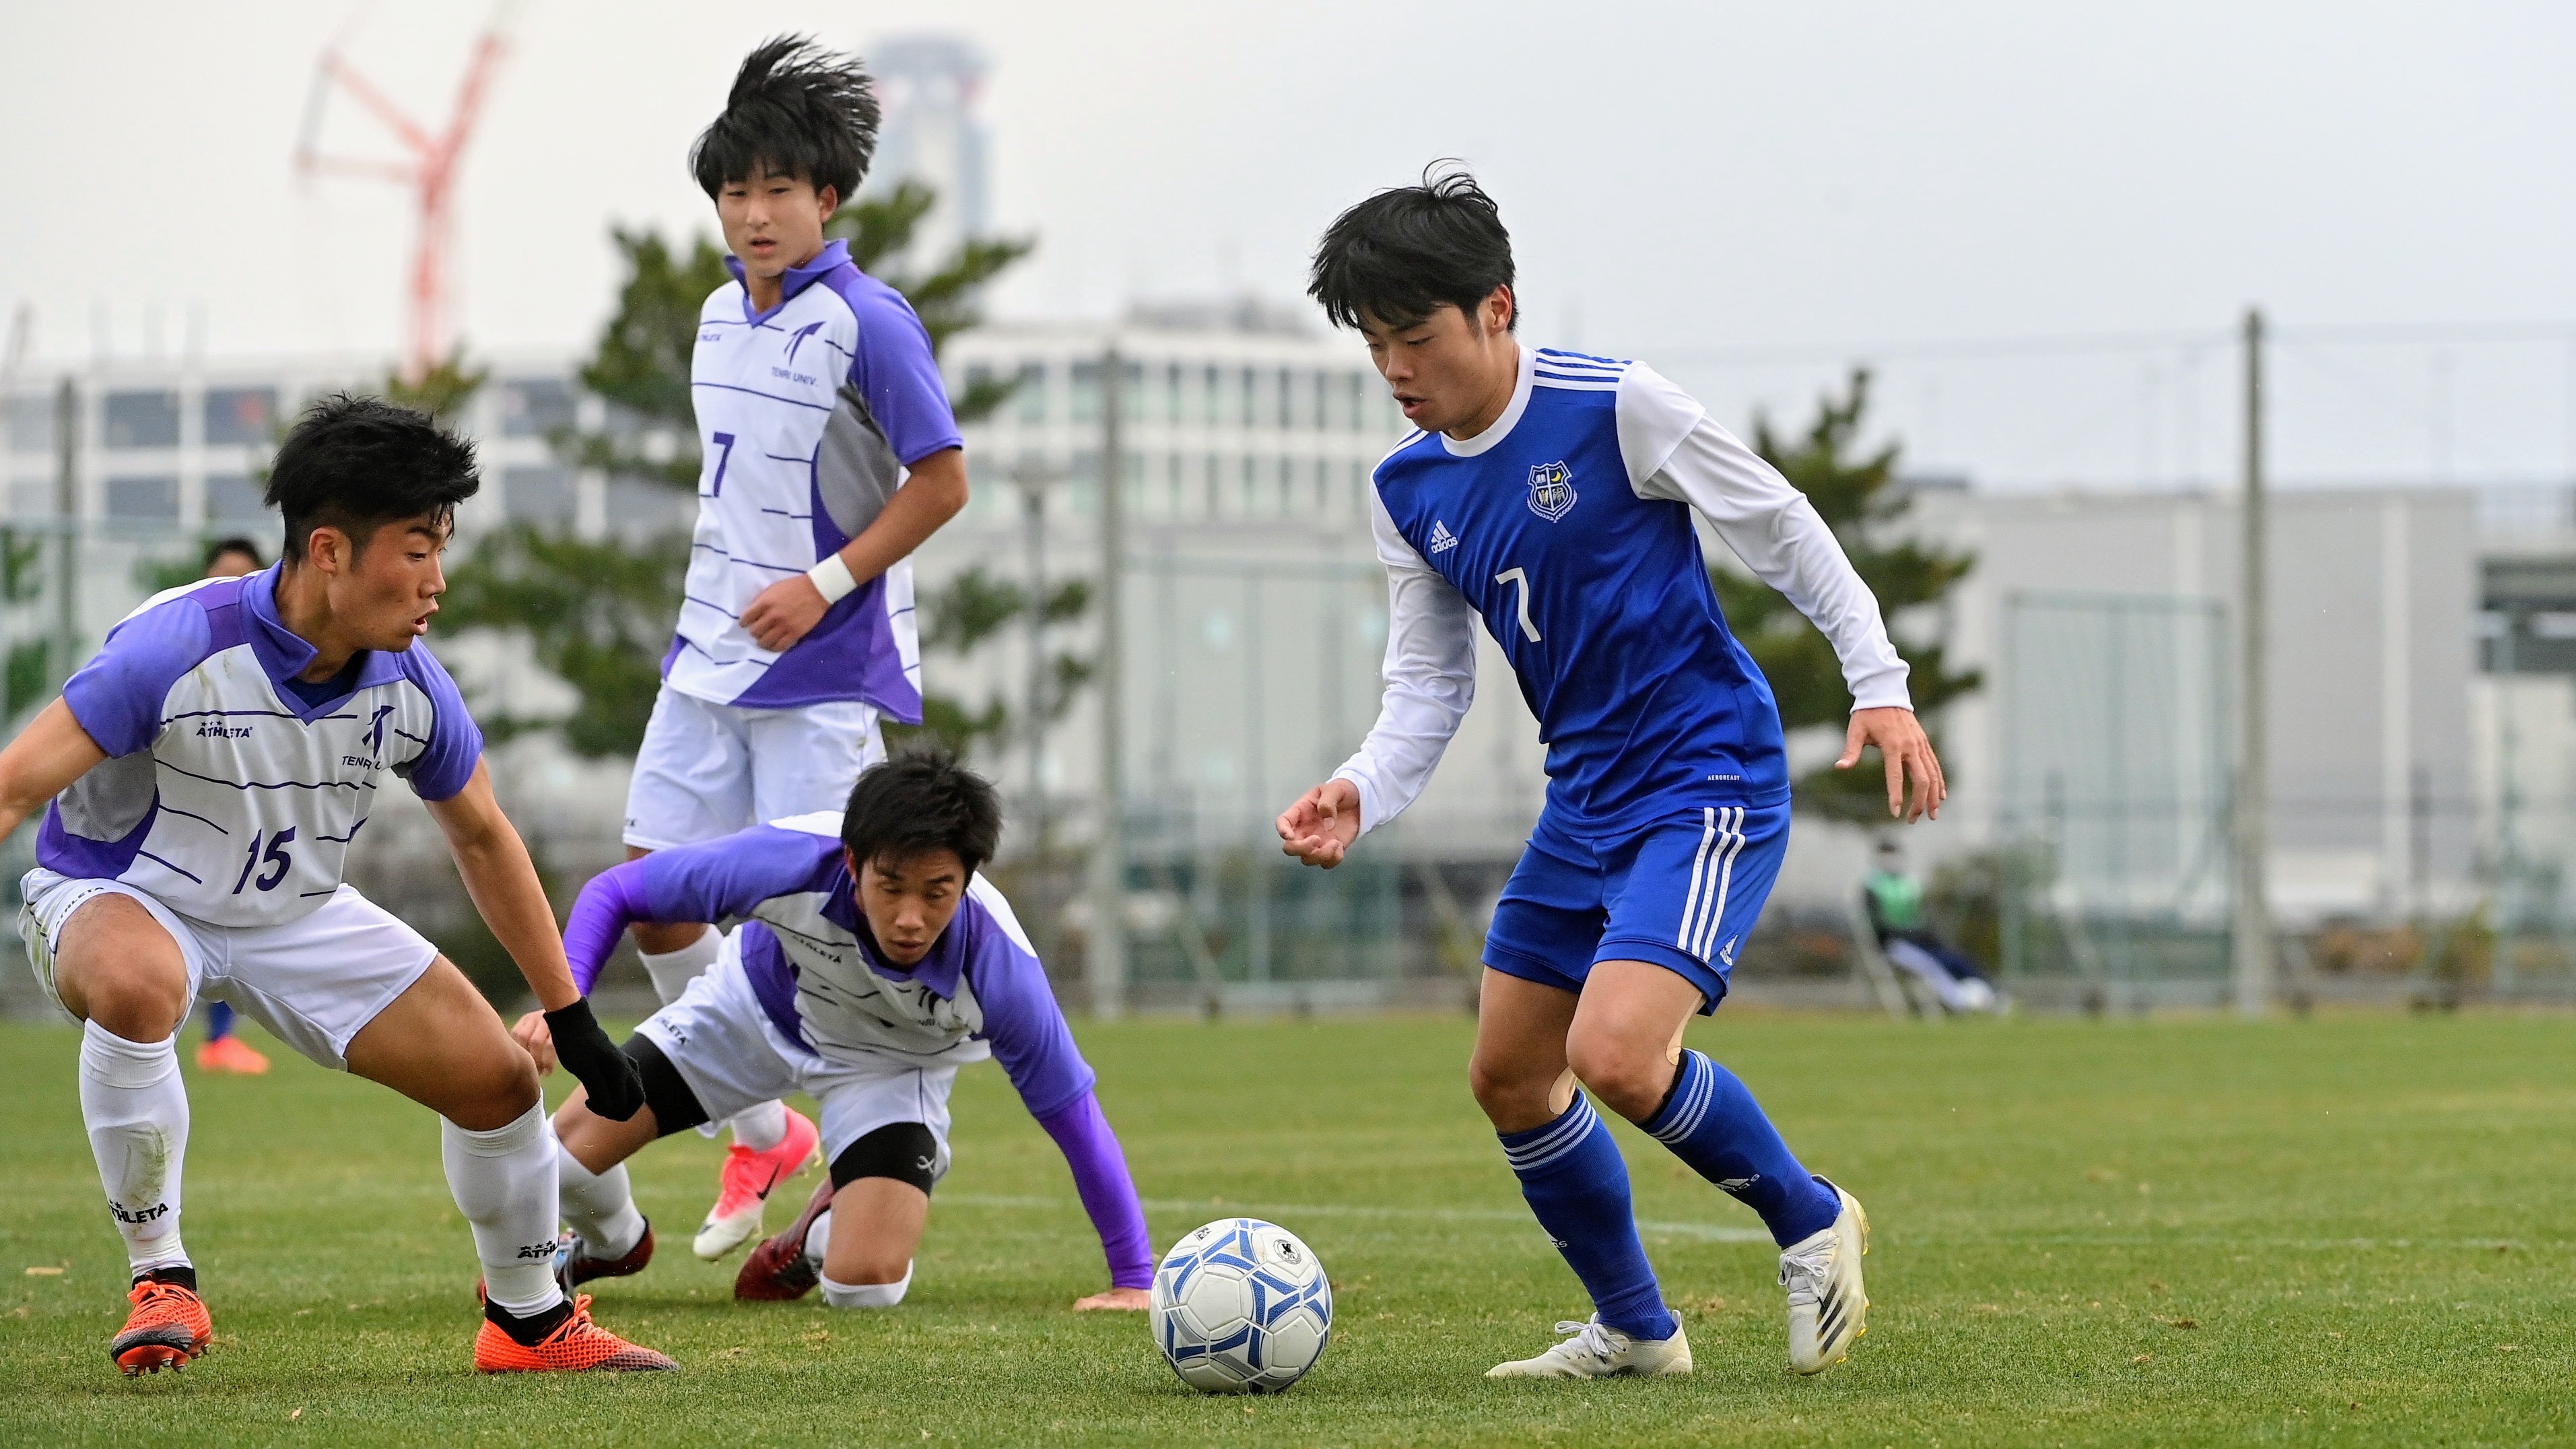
[
  {"x1": 79, "y1": 1022, "x2": 191, "y2": 1277},
  {"x1": 801, "y1": 1209, "x2": 911, "y2": 1307},
  {"x1": 555, "y1": 1139, "x2": 646, "y2": 1261},
  {"x1": 638, "y1": 927, "x2": 778, "y2": 1145},
  {"x1": 441, "y1": 1101, "x2": 565, "y2": 1317},
  {"x1": 728, "y1": 1098, "x2": 788, "y2": 1152},
  {"x1": 821, "y1": 1266, "x2": 911, "y2": 1309},
  {"x1": 638, "y1": 926, "x2": 722, "y2": 1004}
]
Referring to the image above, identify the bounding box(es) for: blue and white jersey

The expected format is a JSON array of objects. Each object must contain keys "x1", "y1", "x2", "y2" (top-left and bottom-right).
[
  {"x1": 670, "y1": 238, "x2": 963, "y2": 716},
  {"x1": 43, "y1": 568, "x2": 482, "y2": 926},
  {"x1": 563, "y1": 813, "x2": 1095, "y2": 1116},
  {"x1": 1334, "y1": 345, "x2": 1910, "y2": 841}
]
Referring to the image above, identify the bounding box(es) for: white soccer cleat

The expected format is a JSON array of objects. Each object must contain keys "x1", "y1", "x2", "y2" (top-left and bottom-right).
[
  {"x1": 1781, "y1": 1176, "x2": 1870, "y2": 1374},
  {"x1": 1485, "y1": 1314, "x2": 1693, "y2": 1379}
]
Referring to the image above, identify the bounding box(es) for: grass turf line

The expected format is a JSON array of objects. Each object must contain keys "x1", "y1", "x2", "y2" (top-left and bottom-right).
[{"x1": 0, "y1": 1011, "x2": 2569, "y2": 1446}]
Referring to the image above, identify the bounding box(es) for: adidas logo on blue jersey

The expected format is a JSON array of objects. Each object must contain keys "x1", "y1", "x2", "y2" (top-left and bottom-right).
[{"x1": 1429, "y1": 520, "x2": 1460, "y2": 554}]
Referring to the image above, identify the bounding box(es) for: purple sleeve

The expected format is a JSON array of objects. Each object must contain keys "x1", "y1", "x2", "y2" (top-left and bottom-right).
[
  {"x1": 563, "y1": 826, "x2": 843, "y2": 995},
  {"x1": 841, "y1": 279, "x2": 963, "y2": 467},
  {"x1": 969, "y1": 921, "x2": 1097, "y2": 1118},
  {"x1": 61, "y1": 597, "x2": 213, "y2": 757},
  {"x1": 564, "y1": 860, "x2": 654, "y2": 996},
  {"x1": 1035, "y1": 1091, "x2": 1154, "y2": 1290},
  {"x1": 395, "y1": 645, "x2": 483, "y2": 801}
]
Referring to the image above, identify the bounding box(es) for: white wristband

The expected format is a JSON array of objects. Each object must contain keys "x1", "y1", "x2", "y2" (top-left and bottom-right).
[{"x1": 807, "y1": 552, "x2": 859, "y2": 605}]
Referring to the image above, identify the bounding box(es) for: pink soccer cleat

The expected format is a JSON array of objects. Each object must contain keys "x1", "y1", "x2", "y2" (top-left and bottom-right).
[{"x1": 693, "y1": 1107, "x2": 820, "y2": 1260}]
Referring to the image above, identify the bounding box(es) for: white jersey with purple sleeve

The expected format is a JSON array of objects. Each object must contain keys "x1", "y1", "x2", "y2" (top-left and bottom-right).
[
  {"x1": 41, "y1": 567, "x2": 483, "y2": 927},
  {"x1": 669, "y1": 238, "x2": 963, "y2": 720},
  {"x1": 566, "y1": 812, "x2": 1093, "y2": 1112}
]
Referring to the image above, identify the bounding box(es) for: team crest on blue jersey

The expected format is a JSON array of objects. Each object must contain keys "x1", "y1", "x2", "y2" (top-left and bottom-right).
[{"x1": 1526, "y1": 461, "x2": 1578, "y2": 522}]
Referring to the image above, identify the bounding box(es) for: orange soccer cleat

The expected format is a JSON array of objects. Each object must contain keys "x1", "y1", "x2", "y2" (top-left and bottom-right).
[
  {"x1": 111, "y1": 1275, "x2": 213, "y2": 1376},
  {"x1": 473, "y1": 1294, "x2": 676, "y2": 1374},
  {"x1": 194, "y1": 1036, "x2": 270, "y2": 1075}
]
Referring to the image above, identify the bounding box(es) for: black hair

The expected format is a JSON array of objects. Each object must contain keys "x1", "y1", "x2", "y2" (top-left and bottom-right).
[
  {"x1": 263, "y1": 393, "x2": 479, "y2": 562},
  {"x1": 841, "y1": 749, "x2": 1003, "y2": 879},
  {"x1": 691, "y1": 36, "x2": 879, "y2": 201},
  {"x1": 1309, "y1": 163, "x2": 1517, "y2": 333},
  {"x1": 203, "y1": 536, "x2": 263, "y2": 570}
]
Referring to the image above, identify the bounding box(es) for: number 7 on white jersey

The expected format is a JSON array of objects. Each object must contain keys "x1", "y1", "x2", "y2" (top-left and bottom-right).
[{"x1": 1494, "y1": 568, "x2": 1541, "y2": 643}]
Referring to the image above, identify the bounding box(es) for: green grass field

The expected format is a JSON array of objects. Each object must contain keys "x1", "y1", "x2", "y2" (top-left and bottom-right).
[{"x1": 1, "y1": 1009, "x2": 2569, "y2": 1446}]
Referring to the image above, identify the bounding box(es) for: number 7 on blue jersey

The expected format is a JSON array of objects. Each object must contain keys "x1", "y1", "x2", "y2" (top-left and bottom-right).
[{"x1": 1495, "y1": 568, "x2": 1542, "y2": 642}]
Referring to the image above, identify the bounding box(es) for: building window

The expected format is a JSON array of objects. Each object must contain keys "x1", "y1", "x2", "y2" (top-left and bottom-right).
[
  {"x1": 5, "y1": 393, "x2": 53, "y2": 455},
  {"x1": 1165, "y1": 363, "x2": 1184, "y2": 425},
  {"x1": 1205, "y1": 453, "x2": 1223, "y2": 516},
  {"x1": 500, "y1": 379, "x2": 576, "y2": 439},
  {"x1": 1240, "y1": 368, "x2": 1260, "y2": 429},
  {"x1": 505, "y1": 465, "x2": 574, "y2": 523},
  {"x1": 207, "y1": 474, "x2": 264, "y2": 521},
  {"x1": 1071, "y1": 361, "x2": 1102, "y2": 424},
  {"x1": 203, "y1": 387, "x2": 278, "y2": 448},
  {"x1": 104, "y1": 391, "x2": 180, "y2": 450},
  {"x1": 1202, "y1": 365, "x2": 1223, "y2": 426},
  {"x1": 107, "y1": 475, "x2": 178, "y2": 519},
  {"x1": 1013, "y1": 362, "x2": 1048, "y2": 424},
  {"x1": 1345, "y1": 373, "x2": 1367, "y2": 433}
]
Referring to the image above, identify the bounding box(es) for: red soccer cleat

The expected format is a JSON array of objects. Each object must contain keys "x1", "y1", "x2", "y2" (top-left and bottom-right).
[
  {"x1": 566, "y1": 1220, "x2": 656, "y2": 1287},
  {"x1": 694, "y1": 1107, "x2": 821, "y2": 1260},
  {"x1": 473, "y1": 1293, "x2": 676, "y2": 1373},
  {"x1": 111, "y1": 1277, "x2": 213, "y2": 1376},
  {"x1": 734, "y1": 1178, "x2": 835, "y2": 1302}
]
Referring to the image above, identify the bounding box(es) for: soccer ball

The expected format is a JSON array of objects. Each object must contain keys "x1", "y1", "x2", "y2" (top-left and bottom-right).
[{"x1": 1150, "y1": 1217, "x2": 1332, "y2": 1394}]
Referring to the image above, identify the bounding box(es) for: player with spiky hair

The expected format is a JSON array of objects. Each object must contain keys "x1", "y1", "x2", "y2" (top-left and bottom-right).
[
  {"x1": 1279, "y1": 168, "x2": 1946, "y2": 1379},
  {"x1": 514, "y1": 753, "x2": 1153, "y2": 1316},
  {"x1": 605, "y1": 34, "x2": 971, "y2": 1264},
  {"x1": 4, "y1": 395, "x2": 671, "y2": 1375}
]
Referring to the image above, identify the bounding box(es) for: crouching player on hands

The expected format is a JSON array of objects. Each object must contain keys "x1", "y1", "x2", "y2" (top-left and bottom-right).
[
  {"x1": 517, "y1": 753, "x2": 1153, "y2": 1313},
  {"x1": 1279, "y1": 170, "x2": 1947, "y2": 1380},
  {"x1": 5, "y1": 395, "x2": 671, "y2": 1376}
]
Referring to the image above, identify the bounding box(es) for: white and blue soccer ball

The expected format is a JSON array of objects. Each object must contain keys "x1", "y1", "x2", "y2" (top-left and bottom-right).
[{"x1": 1150, "y1": 1217, "x2": 1332, "y2": 1394}]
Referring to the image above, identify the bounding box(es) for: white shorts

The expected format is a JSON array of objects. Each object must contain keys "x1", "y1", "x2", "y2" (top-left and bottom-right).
[
  {"x1": 634, "y1": 943, "x2": 955, "y2": 1182},
  {"x1": 623, "y1": 685, "x2": 885, "y2": 851},
  {"x1": 19, "y1": 869, "x2": 438, "y2": 1070}
]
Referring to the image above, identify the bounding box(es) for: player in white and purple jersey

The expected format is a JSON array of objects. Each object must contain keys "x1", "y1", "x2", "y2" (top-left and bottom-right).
[
  {"x1": 1277, "y1": 171, "x2": 1948, "y2": 1380},
  {"x1": 2, "y1": 396, "x2": 669, "y2": 1376},
  {"x1": 621, "y1": 36, "x2": 972, "y2": 1260},
  {"x1": 515, "y1": 754, "x2": 1153, "y2": 1314}
]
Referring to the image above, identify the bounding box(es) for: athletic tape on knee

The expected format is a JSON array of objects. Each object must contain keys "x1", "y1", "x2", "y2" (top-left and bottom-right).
[
  {"x1": 820, "y1": 1262, "x2": 912, "y2": 1309},
  {"x1": 829, "y1": 1121, "x2": 938, "y2": 1192}
]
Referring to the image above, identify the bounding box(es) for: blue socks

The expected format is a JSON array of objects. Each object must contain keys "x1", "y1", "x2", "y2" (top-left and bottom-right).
[
  {"x1": 1499, "y1": 1094, "x2": 1675, "y2": 1341},
  {"x1": 1642, "y1": 1048, "x2": 1839, "y2": 1247}
]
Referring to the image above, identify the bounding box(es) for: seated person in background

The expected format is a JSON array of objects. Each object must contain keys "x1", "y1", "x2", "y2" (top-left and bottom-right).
[{"x1": 1864, "y1": 840, "x2": 2003, "y2": 1014}]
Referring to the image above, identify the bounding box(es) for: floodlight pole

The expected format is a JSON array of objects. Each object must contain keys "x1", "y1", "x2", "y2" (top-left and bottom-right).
[
  {"x1": 2231, "y1": 308, "x2": 2274, "y2": 1017},
  {"x1": 1089, "y1": 342, "x2": 1128, "y2": 1018}
]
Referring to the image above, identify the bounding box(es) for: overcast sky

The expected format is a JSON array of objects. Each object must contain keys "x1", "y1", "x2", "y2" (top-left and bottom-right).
[{"x1": 5, "y1": 1, "x2": 2572, "y2": 486}]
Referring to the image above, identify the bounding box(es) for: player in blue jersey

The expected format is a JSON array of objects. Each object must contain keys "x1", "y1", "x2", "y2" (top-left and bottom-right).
[
  {"x1": 622, "y1": 36, "x2": 972, "y2": 1260},
  {"x1": 0, "y1": 397, "x2": 670, "y2": 1375},
  {"x1": 1277, "y1": 170, "x2": 1947, "y2": 1380},
  {"x1": 512, "y1": 754, "x2": 1153, "y2": 1314}
]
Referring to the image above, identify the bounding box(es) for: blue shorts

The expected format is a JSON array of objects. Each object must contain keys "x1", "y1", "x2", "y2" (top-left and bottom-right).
[{"x1": 1483, "y1": 803, "x2": 1790, "y2": 1014}]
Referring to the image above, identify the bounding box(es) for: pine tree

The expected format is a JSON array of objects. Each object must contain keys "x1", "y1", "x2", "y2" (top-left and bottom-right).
[{"x1": 1710, "y1": 368, "x2": 1979, "y2": 819}]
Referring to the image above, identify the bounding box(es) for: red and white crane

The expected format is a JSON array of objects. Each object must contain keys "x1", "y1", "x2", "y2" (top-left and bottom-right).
[{"x1": 295, "y1": 5, "x2": 517, "y2": 384}]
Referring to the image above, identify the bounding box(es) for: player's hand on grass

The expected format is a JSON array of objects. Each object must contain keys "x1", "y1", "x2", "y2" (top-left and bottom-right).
[
  {"x1": 544, "y1": 998, "x2": 648, "y2": 1121},
  {"x1": 1838, "y1": 706, "x2": 1947, "y2": 823},
  {"x1": 510, "y1": 1009, "x2": 557, "y2": 1074},
  {"x1": 1073, "y1": 1287, "x2": 1151, "y2": 1312},
  {"x1": 740, "y1": 574, "x2": 832, "y2": 653},
  {"x1": 1277, "y1": 778, "x2": 1362, "y2": 869}
]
